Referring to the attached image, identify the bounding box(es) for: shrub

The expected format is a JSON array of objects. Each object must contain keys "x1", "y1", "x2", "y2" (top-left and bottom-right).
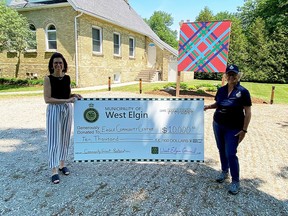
[
  {"x1": 196, "y1": 89, "x2": 206, "y2": 94},
  {"x1": 153, "y1": 87, "x2": 161, "y2": 91},
  {"x1": 0, "y1": 78, "x2": 43, "y2": 86},
  {"x1": 162, "y1": 82, "x2": 188, "y2": 90},
  {"x1": 194, "y1": 72, "x2": 222, "y2": 80},
  {"x1": 29, "y1": 79, "x2": 44, "y2": 86},
  {"x1": 0, "y1": 78, "x2": 29, "y2": 85},
  {"x1": 187, "y1": 85, "x2": 197, "y2": 90},
  {"x1": 205, "y1": 86, "x2": 217, "y2": 92},
  {"x1": 163, "y1": 82, "x2": 176, "y2": 89},
  {"x1": 0, "y1": 78, "x2": 76, "y2": 88},
  {"x1": 196, "y1": 83, "x2": 215, "y2": 88},
  {"x1": 71, "y1": 81, "x2": 76, "y2": 88}
]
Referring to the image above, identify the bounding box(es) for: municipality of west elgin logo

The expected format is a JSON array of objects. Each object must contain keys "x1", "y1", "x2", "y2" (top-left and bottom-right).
[{"x1": 84, "y1": 103, "x2": 99, "y2": 123}]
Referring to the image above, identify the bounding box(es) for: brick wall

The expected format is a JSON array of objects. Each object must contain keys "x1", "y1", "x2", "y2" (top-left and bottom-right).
[
  {"x1": 76, "y1": 14, "x2": 148, "y2": 87},
  {"x1": 0, "y1": 5, "x2": 175, "y2": 87},
  {"x1": 0, "y1": 6, "x2": 76, "y2": 80}
]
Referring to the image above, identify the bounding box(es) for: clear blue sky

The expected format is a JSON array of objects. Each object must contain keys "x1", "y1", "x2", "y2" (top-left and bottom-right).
[{"x1": 129, "y1": 0, "x2": 245, "y2": 32}]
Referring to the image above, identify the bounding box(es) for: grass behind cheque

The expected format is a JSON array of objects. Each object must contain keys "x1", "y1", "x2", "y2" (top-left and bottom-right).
[
  {"x1": 110, "y1": 80, "x2": 288, "y2": 104},
  {"x1": 0, "y1": 80, "x2": 287, "y2": 104}
]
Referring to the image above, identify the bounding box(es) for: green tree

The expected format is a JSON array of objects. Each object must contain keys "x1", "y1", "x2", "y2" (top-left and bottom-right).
[
  {"x1": 145, "y1": 11, "x2": 178, "y2": 49},
  {"x1": 0, "y1": 1, "x2": 35, "y2": 77},
  {"x1": 214, "y1": 13, "x2": 248, "y2": 76},
  {"x1": 238, "y1": 0, "x2": 259, "y2": 30},
  {"x1": 245, "y1": 17, "x2": 270, "y2": 82},
  {"x1": 194, "y1": 9, "x2": 249, "y2": 80},
  {"x1": 238, "y1": 0, "x2": 288, "y2": 83},
  {"x1": 256, "y1": 0, "x2": 288, "y2": 34},
  {"x1": 195, "y1": 6, "x2": 214, "y2": 22},
  {"x1": 255, "y1": 0, "x2": 288, "y2": 83},
  {"x1": 267, "y1": 26, "x2": 288, "y2": 83}
]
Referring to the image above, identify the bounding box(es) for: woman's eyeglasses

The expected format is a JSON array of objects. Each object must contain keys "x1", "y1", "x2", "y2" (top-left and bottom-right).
[
  {"x1": 227, "y1": 73, "x2": 237, "y2": 77},
  {"x1": 53, "y1": 62, "x2": 63, "y2": 65}
]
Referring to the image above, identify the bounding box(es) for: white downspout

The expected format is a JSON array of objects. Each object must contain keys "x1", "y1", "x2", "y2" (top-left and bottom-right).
[{"x1": 74, "y1": 12, "x2": 83, "y2": 87}]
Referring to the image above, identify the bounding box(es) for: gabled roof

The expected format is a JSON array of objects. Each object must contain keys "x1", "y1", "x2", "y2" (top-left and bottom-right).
[
  {"x1": 8, "y1": 0, "x2": 177, "y2": 56},
  {"x1": 8, "y1": 0, "x2": 67, "y2": 8}
]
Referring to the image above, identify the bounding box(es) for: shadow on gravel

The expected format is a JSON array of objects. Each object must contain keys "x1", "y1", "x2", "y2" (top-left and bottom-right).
[
  {"x1": 0, "y1": 128, "x2": 287, "y2": 215},
  {"x1": 277, "y1": 121, "x2": 288, "y2": 128},
  {"x1": 278, "y1": 167, "x2": 288, "y2": 179}
]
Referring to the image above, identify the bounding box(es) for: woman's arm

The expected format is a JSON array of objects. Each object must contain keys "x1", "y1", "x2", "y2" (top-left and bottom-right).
[
  {"x1": 70, "y1": 93, "x2": 83, "y2": 99},
  {"x1": 242, "y1": 106, "x2": 251, "y2": 132},
  {"x1": 237, "y1": 106, "x2": 252, "y2": 143},
  {"x1": 204, "y1": 102, "x2": 217, "y2": 111},
  {"x1": 44, "y1": 76, "x2": 75, "y2": 104}
]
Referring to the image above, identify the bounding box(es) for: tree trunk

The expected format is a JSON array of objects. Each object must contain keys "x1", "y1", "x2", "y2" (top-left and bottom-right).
[{"x1": 15, "y1": 51, "x2": 21, "y2": 78}]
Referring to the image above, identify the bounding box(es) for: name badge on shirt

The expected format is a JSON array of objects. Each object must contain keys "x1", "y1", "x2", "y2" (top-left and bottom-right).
[{"x1": 236, "y1": 91, "x2": 242, "y2": 98}]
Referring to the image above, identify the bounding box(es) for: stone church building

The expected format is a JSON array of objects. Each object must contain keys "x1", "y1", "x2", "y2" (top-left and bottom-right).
[{"x1": 1, "y1": 0, "x2": 180, "y2": 87}]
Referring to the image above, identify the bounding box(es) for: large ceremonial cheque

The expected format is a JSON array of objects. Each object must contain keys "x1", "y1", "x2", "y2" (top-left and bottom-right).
[{"x1": 74, "y1": 98, "x2": 204, "y2": 162}]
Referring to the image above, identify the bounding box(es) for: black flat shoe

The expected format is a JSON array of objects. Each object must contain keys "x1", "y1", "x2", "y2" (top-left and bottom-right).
[
  {"x1": 59, "y1": 167, "x2": 70, "y2": 175},
  {"x1": 51, "y1": 174, "x2": 60, "y2": 184}
]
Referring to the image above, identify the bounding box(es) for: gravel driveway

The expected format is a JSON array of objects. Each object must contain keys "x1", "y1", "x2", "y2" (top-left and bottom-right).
[{"x1": 0, "y1": 91, "x2": 287, "y2": 215}]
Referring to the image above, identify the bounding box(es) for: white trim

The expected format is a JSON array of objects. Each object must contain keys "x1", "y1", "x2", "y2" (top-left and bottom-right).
[
  {"x1": 113, "y1": 73, "x2": 121, "y2": 84},
  {"x1": 15, "y1": 3, "x2": 70, "y2": 11},
  {"x1": 74, "y1": 12, "x2": 83, "y2": 87},
  {"x1": 25, "y1": 23, "x2": 37, "y2": 51},
  {"x1": 45, "y1": 23, "x2": 57, "y2": 51}
]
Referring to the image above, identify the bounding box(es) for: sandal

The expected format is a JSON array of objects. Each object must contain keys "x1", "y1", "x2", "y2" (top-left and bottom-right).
[
  {"x1": 59, "y1": 167, "x2": 70, "y2": 175},
  {"x1": 51, "y1": 174, "x2": 60, "y2": 184}
]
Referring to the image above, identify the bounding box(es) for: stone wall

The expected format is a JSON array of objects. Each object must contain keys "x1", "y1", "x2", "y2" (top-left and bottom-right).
[
  {"x1": 0, "y1": 6, "x2": 76, "y2": 80},
  {"x1": 76, "y1": 14, "x2": 147, "y2": 87},
  {"x1": 0, "y1": 5, "x2": 176, "y2": 87}
]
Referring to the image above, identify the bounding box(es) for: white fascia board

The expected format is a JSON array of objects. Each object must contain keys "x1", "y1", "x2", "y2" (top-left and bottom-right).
[{"x1": 15, "y1": 3, "x2": 70, "y2": 12}]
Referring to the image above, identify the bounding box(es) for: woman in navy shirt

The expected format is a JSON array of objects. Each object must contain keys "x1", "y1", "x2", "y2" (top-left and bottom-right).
[{"x1": 204, "y1": 64, "x2": 252, "y2": 195}]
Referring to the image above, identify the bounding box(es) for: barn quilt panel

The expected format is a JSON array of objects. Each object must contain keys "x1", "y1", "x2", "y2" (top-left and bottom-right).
[{"x1": 178, "y1": 21, "x2": 231, "y2": 72}]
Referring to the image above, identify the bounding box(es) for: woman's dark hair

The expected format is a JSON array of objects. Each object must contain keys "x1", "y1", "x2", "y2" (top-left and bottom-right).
[{"x1": 48, "y1": 52, "x2": 68, "y2": 74}]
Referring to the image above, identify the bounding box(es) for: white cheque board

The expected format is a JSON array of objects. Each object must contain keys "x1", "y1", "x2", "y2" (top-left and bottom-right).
[{"x1": 74, "y1": 98, "x2": 204, "y2": 162}]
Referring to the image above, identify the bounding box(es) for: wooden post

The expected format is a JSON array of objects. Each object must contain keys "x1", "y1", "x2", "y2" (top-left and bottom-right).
[
  {"x1": 176, "y1": 71, "x2": 181, "y2": 97},
  {"x1": 270, "y1": 86, "x2": 275, "y2": 104},
  {"x1": 108, "y1": 76, "x2": 111, "y2": 91},
  {"x1": 221, "y1": 73, "x2": 225, "y2": 86},
  {"x1": 139, "y1": 78, "x2": 142, "y2": 94}
]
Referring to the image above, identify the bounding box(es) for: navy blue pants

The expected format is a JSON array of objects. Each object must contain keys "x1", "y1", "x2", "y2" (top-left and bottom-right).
[{"x1": 213, "y1": 121, "x2": 240, "y2": 182}]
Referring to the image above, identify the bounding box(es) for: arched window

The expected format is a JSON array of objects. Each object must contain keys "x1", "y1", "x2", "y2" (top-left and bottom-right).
[
  {"x1": 27, "y1": 24, "x2": 37, "y2": 50},
  {"x1": 46, "y1": 24, "x2": 57, "y2": 50}
]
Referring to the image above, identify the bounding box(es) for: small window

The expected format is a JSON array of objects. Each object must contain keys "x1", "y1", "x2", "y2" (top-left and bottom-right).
[
  {"x1": 129, "y1": 37, "x2": 135, "y2": 57},
  {"x1": 46, "y1": 24, "x2": 57, "y2": 50},
  {"x1": 113, "y1": 33, "x2": 121, "y2": 56},
  {"x1": 114, "y1": 73, "x2": 121, "y2": 83},
  {"x1": 92, "y1": 27, "x2": 102, "y2": 54},
  {"x1": 27, "y1": 24, "x2": 37, "y2": 50}
]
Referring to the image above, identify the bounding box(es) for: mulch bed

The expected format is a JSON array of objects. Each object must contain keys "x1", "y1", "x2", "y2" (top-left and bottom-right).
[{"x1": 145, "y1": 90, "x2": 267, "y2": 104}]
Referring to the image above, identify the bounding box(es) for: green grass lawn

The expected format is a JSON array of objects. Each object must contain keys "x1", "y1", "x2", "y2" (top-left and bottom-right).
[
  {"x1": 0, "y1": 80, "x2": 287, "y2": 104},
  {"x1": 110, "y1": 80, "x2": 288, "y2": 104},
  {"x1": 241, "y1": 82, "x2": 288, "y2": 104},
  {"x1": 0, "y1": 85, "x2": 43, "y2": 92}
]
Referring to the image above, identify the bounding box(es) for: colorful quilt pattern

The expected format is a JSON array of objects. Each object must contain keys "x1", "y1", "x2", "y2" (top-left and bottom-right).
[{"x1": 178, "y1": 21, "x2": 231, "y2": 72}]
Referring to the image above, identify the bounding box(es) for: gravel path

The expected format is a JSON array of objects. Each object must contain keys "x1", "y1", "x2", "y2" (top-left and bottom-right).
[{"x1": 0, "y1": 91, "x2": 287, "y2": 216}]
